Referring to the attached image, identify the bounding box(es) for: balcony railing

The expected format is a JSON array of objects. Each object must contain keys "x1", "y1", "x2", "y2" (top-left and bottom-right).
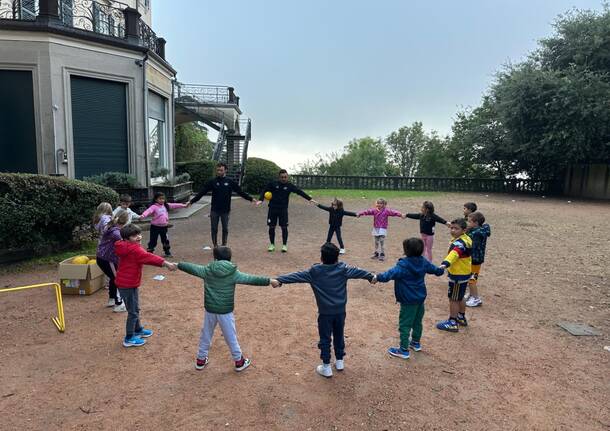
[
  {"x1": 175, "y1": 83, "x2": 240, "y2": 106},
  {"x1": 0, "y1": 0, "x2": 165, "y2": 58}
]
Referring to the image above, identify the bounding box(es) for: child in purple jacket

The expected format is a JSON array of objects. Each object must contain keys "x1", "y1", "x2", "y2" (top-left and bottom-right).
[
  {"x1": 357, "y1": 198, "x2": 403, "y2": 261},
  {"x1": 97, "y1": 210, "x2": 129, "y2": 312}
]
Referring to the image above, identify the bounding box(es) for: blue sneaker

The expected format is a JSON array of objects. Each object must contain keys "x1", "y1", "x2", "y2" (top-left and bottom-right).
[
  {"x1": 456, "y1": 315, "x2": 468, "y2": 327},
  {"x1": 387, "y1": 346, "x2": 410, "y2": 359},
  {"x1": 436, "y1": 319, "x2": 459, "y2": 333},
  {"x1": 409, "y1": 341, "x2": 422, "y2": 352},
  {"x1": 135, "y1": 328, "x2": 154, "y2": 338},
  {"x1": 123, "y1": 336, "x2": 146, "y2": 347}
]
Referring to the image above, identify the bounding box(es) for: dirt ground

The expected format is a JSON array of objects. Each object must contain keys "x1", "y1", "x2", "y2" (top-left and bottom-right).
[{"x1": 0, "y1": 193, "x2": 609, "y2": 431}]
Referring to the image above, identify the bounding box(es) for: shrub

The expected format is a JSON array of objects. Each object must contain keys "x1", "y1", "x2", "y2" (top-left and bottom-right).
[
  {"x1": 176, "y1": 160, "x2": 215, "y2": 190},
  {"x1": 83, "y1": 171, "x2": 138, "y2": 189},
  {"x1": 0, "y1": 173, "x2": 118, "y2": 251},
  {"x1": 242, "y1": 157, "x2": 281, "y2": 194}
]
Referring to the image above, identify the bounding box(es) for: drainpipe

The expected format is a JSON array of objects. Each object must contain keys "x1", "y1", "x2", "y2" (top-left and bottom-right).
[{"x1": 141, "y1": 53, "x2": 149, "y2": 188}]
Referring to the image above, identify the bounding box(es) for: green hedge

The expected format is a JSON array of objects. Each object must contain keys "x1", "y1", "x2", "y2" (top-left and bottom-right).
[
  {"x1": 0, "y1": 173, "x2": 118, "y2": 251},
  {"x1": 242, "y1": 157, "x2": 281, "y2": 194},
  {"x1": 176, "y1": 160, "x2": 215, "y2": 191}
]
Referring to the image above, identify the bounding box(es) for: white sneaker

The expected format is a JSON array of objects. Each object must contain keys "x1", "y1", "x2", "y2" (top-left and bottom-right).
[
  {"x1": 316, "y1": 364, "x2": 333, "y2": 378},
  {"x1": 335, "y1": 359, "x2": 344, "y2": 371},
  {"x1": 339, "y1": 249, "x2": 346, "y2": 254},
  {"x1": 113, "y1": 303, "x2": 127, "y2": 312},
  {"x1": 463, "y1": 292, "x2": 470, "y2": 301},
  {"x1": 466, "y1": 296, "x2": 482, "y2": 307},
  {"x1": 106, "y1": 299, "x2": 115, "y2": 307}
]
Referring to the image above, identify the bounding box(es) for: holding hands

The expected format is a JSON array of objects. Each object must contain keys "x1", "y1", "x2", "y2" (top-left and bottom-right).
[
  {"x1": 270, "y1": 279, "x2": 282, "y2": 288},
  {"x1": 163, "y1": 261, "x2": 178, "y2": 271}
]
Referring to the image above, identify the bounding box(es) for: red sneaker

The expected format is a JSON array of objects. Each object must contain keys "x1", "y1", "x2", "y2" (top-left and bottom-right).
[
  {"x1": 195, "y1": 357, "x2": 209, "y2": 370},
  {"x1": 234, "y1": 356, "x2": 251, "y2": 372}
]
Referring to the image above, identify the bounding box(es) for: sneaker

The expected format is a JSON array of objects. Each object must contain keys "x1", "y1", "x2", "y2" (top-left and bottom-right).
[
  {"x1": 112, "y1": 303, "x2": 126, "y2": 313},
  {"x1": 164, "y1": 253, "x2": 173, "y2": 258},
  {"x1": 409, "y1": 341, "x2": 422, "y2": 352},
  {"x1": 387, "y1": 346, "x2": 410, "y2": 359},
  {"x1": 106, "y1": 298, "x2": 115, "y2": 307},
  {"x1": 378, "y1": 253, "x2": 386, "y2": 262},
  {"x1": 235, "y1": 356, "x2": 251, "y2": 372},
  {"x1": 335, "y1": 359, "x2": 345, "y2": 371},
  {"x1": 456, "y1": 315, "x2": 468, "y2": 327},
  {"x1": 195, "y1": 357, "x2": 209, "y2": 370},
  {"x1": 281, "y1": 245, "x2": 288, "y2": 253},
  {"x1": 122, "y1": 336, "x2": 146, "y2": 347},
  {"x1": 436, "y1": 319, "x2": 459, "y2": 333},
  {"x1": 339, "y1": 249, "x2": 346, "y2": 255},
  {"x1": 135, "y1": 328, "x2": 154, "y2": 338},
  {"x1": 370, "y1": 252, "x2": 379, "y2": 259},
  {"x1": 464, "y1": 292, "x2": 470, "y2": 301},
  {"x1": 268, "y1": 244, "x2": 276, "y2": 252},
  {"x1": 466, "y1": 296, "x2": 482, "y2": 307},
  {"x1": 316, "y1": 363, "x2": 333, "y2": 378}
]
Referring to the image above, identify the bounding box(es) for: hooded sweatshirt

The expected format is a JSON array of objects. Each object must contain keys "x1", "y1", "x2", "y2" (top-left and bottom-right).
[
  {"x1": 358, "y1": 207, "x2": 402, "y2": 229},
  {"x1": 376, "y1": 256, "x2": 444, "y2": 305},
  {"x1": 114, "y1": 240, "x2": 165, "y2": 288},
  {"x1": 277, "y1": 262, "x2": 374, "y2": 315},
  {"x1": 141, "y1": 202, "x2": 187, "y2": 226},
  {"x1": 467, "y1": 223, "x2": 491, "y2": 265},
  {"x1": 178, "y1": 260, "x2": 270, "y2": 314},
  {"x1": 97, "y1": 225, "x2": 122, "y2": 265}
]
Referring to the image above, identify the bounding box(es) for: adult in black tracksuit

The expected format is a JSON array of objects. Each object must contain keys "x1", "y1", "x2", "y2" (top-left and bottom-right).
[
  {"x1": 259, "y1": 169, "x2": 316, "y2": 252},
  {"x1": 188, "y1": 162, "x2": 259, "y2": 247},
  {"x1": 317, "y1": 198, "x2": 357, "y2": 252}
]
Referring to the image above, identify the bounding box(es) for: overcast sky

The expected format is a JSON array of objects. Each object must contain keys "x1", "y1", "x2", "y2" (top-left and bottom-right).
[{"x1": 153, "y1": 0, "x2": 604, "y2": 170}]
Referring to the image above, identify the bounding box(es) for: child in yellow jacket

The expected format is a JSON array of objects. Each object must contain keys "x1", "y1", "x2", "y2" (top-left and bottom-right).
[{"x1": 436, "y1": 218, "x2": 472, "y2": 332}]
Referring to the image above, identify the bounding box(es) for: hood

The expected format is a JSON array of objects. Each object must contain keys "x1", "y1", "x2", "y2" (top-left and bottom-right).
[
  {"x1": 396, "y1": 256, "x2": 428, "y2": 276},
  {"x1": 207, "y1": 260, "x2": 237, "y2": 277},
  {"x1": 482, "y1": 223, "x2": 491, "y2": 237},
  {"x1": 104, "y1": 225, "x2": 120, "y2": 237},
  {"x1": 114, "y1": 240, "x2": 140, "y2": 257}
]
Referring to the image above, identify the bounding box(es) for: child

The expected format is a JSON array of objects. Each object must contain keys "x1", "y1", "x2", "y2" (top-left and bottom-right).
[
  {"x1": 465, "y1": 212, "x2": 491, "y2": 307},
  {"x1": 274, "y1": 243, "x2": 375, "y2": 378},
  {"x1": 436, "y1": 218, "x2": 472, "y2": 333},
  {"x1": 141, "y1": 192, "x2": 187, "y2": 257},
  {"x1": 357, "y1": 198, "x2": 403, "y2": 261},
  {"x1": 93, "y1": 202, "x2": 113, "y2": 238},
  {"x1": 317, "y1": 198, "x2": 357, "y2": 254},
  {"x1": 97, "y1": 210, "x2": 129, "y2": 312},
  {"x1": 375, "y1": 238, "x2": 444, "y2": 359},
  {"x1": 463, "y1": 202, "x2": 477, "y2": 218},
  {"x1": 113, "y1": 194, "x2": 141, "y2": 225},
  {"x1": 403, "y1": 201, "x2": 450, "y2": 261},
  {"x1": 114, "y1": 224, "x2": 177, "y2": 347},
  {"x1": 178, "y1": 246, "x2": 275, "y2": 372}
]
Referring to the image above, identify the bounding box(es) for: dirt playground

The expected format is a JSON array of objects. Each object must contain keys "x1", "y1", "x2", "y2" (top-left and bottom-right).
[{"x1": 0, "y1": 193, "x2": 608, "y2": 430}]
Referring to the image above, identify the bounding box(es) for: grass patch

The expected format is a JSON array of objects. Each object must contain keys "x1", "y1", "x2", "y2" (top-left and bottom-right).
[
  {"x1": 0, "y1": 241, "x2": 98, "y2": 274},
  {"x1": 305, "y1": 189, "x2": 444, "y2": 200}
]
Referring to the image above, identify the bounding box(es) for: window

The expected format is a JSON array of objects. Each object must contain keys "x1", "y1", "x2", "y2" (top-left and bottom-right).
[{"x1": 148, "y1": 91, "x2": 168, "y2": 183}]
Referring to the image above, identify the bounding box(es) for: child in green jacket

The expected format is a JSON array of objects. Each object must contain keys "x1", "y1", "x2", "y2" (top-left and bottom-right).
[{"x1": 178, "y1": 246, "x2": 276, "y2": 372}]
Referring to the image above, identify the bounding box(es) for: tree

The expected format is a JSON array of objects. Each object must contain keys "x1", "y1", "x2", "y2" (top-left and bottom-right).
[
  {"x1": 175, "y1": 122, "x2": 213, "y2": 162},
  {"x1": 386, "y1": 122, "x2": 426, "y2": 176},
  {"x1": 326, "y1": 137, "x2": 389, "y2": 176},
  {"x1": 415, "y1": 133, "x2": 457, "y2": 177}
]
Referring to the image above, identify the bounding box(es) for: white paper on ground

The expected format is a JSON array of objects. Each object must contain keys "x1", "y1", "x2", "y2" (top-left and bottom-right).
[
  {"x1": 152, "y1": 275, "x2": 165, "y2": 281},
  {"x1": 202, "y1": 246, "x2": 212, "y2": 251}
]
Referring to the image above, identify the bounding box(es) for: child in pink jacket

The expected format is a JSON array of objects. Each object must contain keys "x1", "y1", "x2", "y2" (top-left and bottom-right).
[
  {"x1": 141, "y1": 192, "x2": 187, "y2": 257},
  {"x1": 357, "y1": 198, "x2": 402, "y2": 261}
]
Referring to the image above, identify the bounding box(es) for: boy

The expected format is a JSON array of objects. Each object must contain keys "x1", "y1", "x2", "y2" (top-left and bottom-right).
[
  {"x1": 114, "y1": 224, "x2": 177, "y2": 347},
  {"x1": 436, "y1": 218, "x2": 472, "y2": 333},
  {"x1": 178, "y1": 246, "x2": 275, "y2": 372},
  {"x1": 465, "y1": 212, "x2": 491, "y2": 307},
  {"x1": 463, "y1": 202, "x2": 477, "y2": 218},
  {"x1": 375, "y1": 238, "x2": 445, "y2": 359},
  {"x1": 274, "y1": 243, "x2": 375, "y2": 378},
  {"x1": 113, "y1": 194, "x2": 141, "y2": 225}
]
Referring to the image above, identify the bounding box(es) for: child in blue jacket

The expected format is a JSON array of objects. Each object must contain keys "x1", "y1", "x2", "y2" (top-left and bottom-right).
[
  {"x1": 274, "y1": 243, "x2": 375, "y2": 378},
  {"x1": 375, "y1": 237, "x2": 445, "y2": 359}
]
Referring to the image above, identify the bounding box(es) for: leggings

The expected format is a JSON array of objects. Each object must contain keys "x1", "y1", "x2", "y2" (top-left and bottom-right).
[
  {"x1": 269, "y1": 226, "x2": 288, "y2": 245},
  {"x1": 326, "y1": 226, "x2": 344, "y2": 248},
  {"x1": 421, "y1": 233, "x2": 434, "y2": 261},
  {"x1": 210, "y1": 211, "x2": 230, "y2": 246},
  {"x1": 148, "y1": 225, "x2": 170, "y2": 254},
  {"x1": 374, "y1": 235, "x2": 386, "y2": 254},
  {"x1": 96, "y1": 258, "x2": 121, "y2": 304}
]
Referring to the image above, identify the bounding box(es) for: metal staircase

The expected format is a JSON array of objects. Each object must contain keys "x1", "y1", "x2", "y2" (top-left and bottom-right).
[{"x1": 174, "y1": 82, "x2": 251, "y2": 184}]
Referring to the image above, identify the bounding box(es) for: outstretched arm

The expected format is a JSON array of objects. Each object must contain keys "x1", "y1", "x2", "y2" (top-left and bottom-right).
[
  {"x1": 235, "y1": 271, "x2": 270, "y2": 286},
  {"x1": 343, "y1": 209, "x2": 358, "y2": 217},
  {"x1": 177, "y1": 262, "x2": 209, "y2": 279},
  {"x1": 290, "y1": 184, "x2": 312, "y2": 201},
  {"x1": 375, "y1": 266, "x2": 399, "y2": 283},
  {"x1": 189, "y1": 180, "x2": 213, "y2": 205},
  {"x1": 317, "y1": 204, "x2": 331, "y2": 212},
  {"x1": 277, "y1": 269, "x2": 312, "y2": 285},
  {"x1": 345, "y1": 266, "x2": 375, "y2": 282},
  {"x1": 231, "y1": 180, "x2": 255, "y2": 203}
]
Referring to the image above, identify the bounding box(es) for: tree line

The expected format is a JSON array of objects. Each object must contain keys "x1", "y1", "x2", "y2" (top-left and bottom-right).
[{"x1": 297, "y1": 5, "x2": 610, "y2": 180}]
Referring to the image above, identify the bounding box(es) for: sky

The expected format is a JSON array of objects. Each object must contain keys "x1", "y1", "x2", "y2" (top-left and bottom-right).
[{"x1": 153, "y1": 0, "x2": 605, "y2": 170}]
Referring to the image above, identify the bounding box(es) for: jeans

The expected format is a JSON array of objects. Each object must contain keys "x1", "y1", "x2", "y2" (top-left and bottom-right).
[
  {"x1": 197, "y1": 311, "x2": 242, "y2": 360},
  {"x1": 398, "y1": 303, "x2": 425, "y2": 349},
  {"x1": 118, "y1": 288, "x2": 143, "y2": 339},
  {"x1": 210, "y1": 211, "x2": 230, "y2": 246},
  {"x1": 96, "y1": 258, "x2": 121, "y2": 305},
  {"x1": 326, "y1": 225, "x2": 344, "y2": 248},
  {"x1": 317, "y1": 313, "x2": 346, "y2": 364},
  {"x1": 148, "y1": 225, "x2": 170, "y2": 254}
]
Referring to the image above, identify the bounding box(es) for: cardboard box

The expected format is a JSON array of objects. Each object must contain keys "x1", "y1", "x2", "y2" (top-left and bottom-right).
[{"x1": 58, "y1": 255, "x2": 105, "y2": 295}]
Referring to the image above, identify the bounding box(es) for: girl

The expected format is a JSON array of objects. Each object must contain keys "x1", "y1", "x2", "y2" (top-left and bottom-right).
[
  {"x1": 403, "y1": 201, "x2": 450, "y2": 262},
  {"x1": 97, "y1": 210, "x2": 130, "y2": 312},
  {"x1": 357, "y1": 198, "x2": 402, "y2": 261},
  {"x1": 141, "y1": 192, "x2": 187, "y2": 257},
  {"x1": 93, "y1": 202, "x2": 113, "y2": 239},
  {"x1": 317, "y1": 198, "x2": 357, "y2": 254}
]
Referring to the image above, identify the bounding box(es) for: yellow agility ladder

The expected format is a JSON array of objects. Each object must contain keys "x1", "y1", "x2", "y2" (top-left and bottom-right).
[{"x1": 0, "y1": 283, "x2": 65, "y2": 332}]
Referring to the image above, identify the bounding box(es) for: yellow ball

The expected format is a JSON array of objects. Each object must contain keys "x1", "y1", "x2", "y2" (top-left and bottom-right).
[
  {"x1": 72, "y1": 255, "x2": 89, "y2": 265},
  {"x1": 264, "y1": 191, "x2": 272, "y2": 201},
  {"x1": 88, "y1": 259, "x2": 97, "y2": 265}
]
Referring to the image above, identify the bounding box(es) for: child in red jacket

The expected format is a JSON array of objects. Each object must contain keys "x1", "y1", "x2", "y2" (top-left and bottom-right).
[{"x1": 115, "y1": 224, "x2": 177, "y2": 347}]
